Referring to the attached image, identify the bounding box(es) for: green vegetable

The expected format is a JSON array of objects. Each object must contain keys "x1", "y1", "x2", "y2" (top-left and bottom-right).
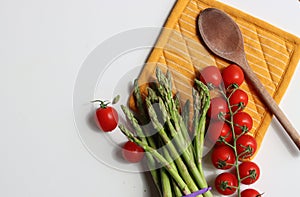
[
  {"x1": 118, "y1": 67, "x2": 212, "y2": 197},
  {"x1": 112, "y1": 94, "x2": 120, "y2": 104}
]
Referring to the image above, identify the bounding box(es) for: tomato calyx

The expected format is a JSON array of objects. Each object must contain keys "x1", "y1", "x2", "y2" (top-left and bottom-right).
[
  {"x1": 217, "y1": 157, "x2": 233, "y2": 169},
  {"x1": 240, "y1": 169, "x2": 258, "y2": 182},
  {"x1": 211, "y1": 145, "x2": 236, "y2": 170},
  {"x1": 229, "y1": 83, "x2": 240, "y2": 90},
  {"x1": 215, "y1": 172, "x2": 238, "y2": 195},
  {"x1": 231, "y1": 102, "x2": 246, "y2": 112},
  {"x1": 217, "y1": 112, "x2": 227, "y2": 121},
  {"x1": 219, "y1": 180, "x2": 237, "y2": 191},
  {"x1": 232, "y1": 112, "x2": 253, "y2": 135},
  {"x1": 225, "y1": 82, "x2": 241, "y2": 94},
  {"x1": 91, "y1": 99, "x2": 110, "y2": 108},
  {"x1": 217, "y1": 132, "x2": 232, "y2": 145},
  {"x1": 226, "y1": 85, "x2": 249, "y2": 113},
  {"x1": 238, "y1": 161, "x2": 260, "y2": 185},
  {"x1": 235, "y1": 125, "x2": 249, "y2": 135},
  {"x1": 236, "y1": 135, "x2": 257, "y2": 160},
  {"x1": 237, "y1": 144, "x2": 255, "y2": 159}
]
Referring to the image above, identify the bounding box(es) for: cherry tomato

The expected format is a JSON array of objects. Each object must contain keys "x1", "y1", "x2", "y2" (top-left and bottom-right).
[
  {"x1": 215, "y1": 172, "x2": 238, "y2": 195},
  {"x1": 199, "y1": 66, "x2": 222, "y2": 87},
  {"x1": 238, "y1": 161, "x2": 260, "y2": 185},
  {"x1": 233, "y1": 111, "x2": 253, "y2": 135},
  {"x1": 208, "y1": 97, "x2": 229, "y2": 120},
  {"x1": 228, "y1": 89, "x2": 248, "y2": 112},
  {"x1": 206, "y1": 121, "x2": 232, "y2": 145},
  {"x1": 211, "y1": 145, "x2": 236, "y2": 170},
  {"x1": 241, "y1": 188, "x2": 262, "y2": 197},
  {"x1": 95, "y1": 104, "x2": 119, "y2": 132},
  {"x1": 122, "y1": 141, "x2": 145, "y2": 163},
  {"x1": 236, "y1": 134, "x2": 257, "y2": 160},
  {"x1": 222, "y1": 64, "x2": 244, "y2": 88}
]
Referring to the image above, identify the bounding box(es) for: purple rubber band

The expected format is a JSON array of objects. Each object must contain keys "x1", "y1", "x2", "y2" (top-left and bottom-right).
[{"x1": 182, "y1": 187, "x2": 212, "y2": 197}]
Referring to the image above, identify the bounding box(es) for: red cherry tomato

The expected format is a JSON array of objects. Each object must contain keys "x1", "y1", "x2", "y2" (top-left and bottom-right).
[
  {"x1": 211, "y1": 145, "x2": 236, "y2": 170},
  {"x1": 199, "y1": 66, "x2": 222, "y2": 87},
  {"x1": 228, "y1": 89, "x2": 248, "y2": 112},
  {"x1": 241, "y1": 188, "x2": 262, "y2": 197},
  {"x1": 236, "y1": 134, "x2": 257, "y2": 160},
  {"x1": 95, "y1": 102, "x2": 119, "y2": 132},
  {"x1": 208, "y1": 97, "x2": 229, "y2": 120},
  {"x1": 207, "y1": 121, "x2": 232, "y2": 145},
  {"x1": 238, "y1": 161, "x2": 260, "y2": 185},
  {"x1": 233, "y1": 111, "x2": 253, "y2": 135},
  {"x1": 215, "y1": 172, "x2": 238, "y2": 195},
  {"x1": 122, "y1": 141, "x2": 145, "y2": 163},
  {"x1": 222, "y1": 64, "x2": 244, "y2": 88}
]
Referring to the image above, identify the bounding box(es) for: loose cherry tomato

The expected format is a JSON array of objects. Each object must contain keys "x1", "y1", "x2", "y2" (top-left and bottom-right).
[
  {"x1": 238, "y1": 161, "x2": 260, "y2": 185},
  {"x1": 199, "y1": 65, "x2": 222, "y2": 87},
  {"x1": 211, "y1": 145, "x2": 236, "y2": 170},
  {"x1": 241, "y1": 188, "x2": 262, "y2": 197},
  {"x1": 206, "y1": 121, "x2": 232, "y2": 145},
  {"x1": 222, "y1": 64, "x2": 244, "y2": 88},
  {"x1": 236, "y1": 134, "x2": 257, "y2": 160},
  {"x1": 94, "y1": 100, "x2": 119, "y2": 132},
  {"x1": 122, "y1": 141, "x2": 145, "y2": 163},
  {"x1": 208, "y1": 97, "x2": 229, "y2": 120},
  {"x1": 215, "y1": 172, "x2": 238, "y2": 195},
  {"x1": 228, "y1": 89, "x2": 248, "y2": 112},
  {"x1": 233, "y1": 111, "x2": 253, "y2": 135}
]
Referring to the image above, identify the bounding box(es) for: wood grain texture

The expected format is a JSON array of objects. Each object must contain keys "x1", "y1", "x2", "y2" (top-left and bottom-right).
[{"x1": 198, "y1": 8, "x2": 300, "y2": 150}]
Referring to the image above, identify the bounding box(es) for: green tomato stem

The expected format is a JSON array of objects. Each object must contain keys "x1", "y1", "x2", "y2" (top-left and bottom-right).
[{"x1": 221, "y1": 86, "x2": 243, "y2": 197}]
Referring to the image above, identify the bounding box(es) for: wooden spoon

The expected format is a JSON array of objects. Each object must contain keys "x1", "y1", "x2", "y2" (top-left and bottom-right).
[{"x1": 198, "y1": 8, "x2": 300, "y2": 150}]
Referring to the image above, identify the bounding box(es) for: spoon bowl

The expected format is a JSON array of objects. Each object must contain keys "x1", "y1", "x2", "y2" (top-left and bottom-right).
[
  {"x1": 198, "y1": 8, "x2": 300, "y2": 150},
  {"x1": 198, "y1": 8, "x2": 243, "y2": 58}
]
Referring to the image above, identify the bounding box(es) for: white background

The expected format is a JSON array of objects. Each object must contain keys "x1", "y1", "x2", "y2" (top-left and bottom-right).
[{"x1": 1, "y1": 0, "x2": 299, "y2": 196}]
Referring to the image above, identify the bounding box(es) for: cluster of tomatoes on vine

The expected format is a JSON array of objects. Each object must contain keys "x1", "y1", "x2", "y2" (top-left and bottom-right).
[{"x1": 200, "y1": 64, "x2": 263, "y2": 197}]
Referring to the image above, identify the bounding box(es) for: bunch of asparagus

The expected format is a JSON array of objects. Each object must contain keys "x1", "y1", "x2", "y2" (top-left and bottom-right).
[{"x1": 119, "y1": 67, "x2": 213, "y2": 197}]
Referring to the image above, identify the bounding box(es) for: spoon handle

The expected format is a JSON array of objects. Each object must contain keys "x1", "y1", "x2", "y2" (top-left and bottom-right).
[{"x1": 240, "y1": 59, "x2": 300, "y2": 150}]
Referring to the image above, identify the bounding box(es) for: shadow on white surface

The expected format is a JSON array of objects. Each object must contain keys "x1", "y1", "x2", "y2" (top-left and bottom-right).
[{"x1": 270, "y1": 118, "x2": 300, "y2": 157}]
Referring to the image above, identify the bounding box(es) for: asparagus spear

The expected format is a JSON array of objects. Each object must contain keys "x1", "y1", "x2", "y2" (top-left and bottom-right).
[
  {"x1": 119, "y1": 67, "x2": 213, "y2": 197},
  {"x1": 131, "y1": 81, "x2": 161, "y2": 191},
  {"x1": 193, "y1": 79, "x2": 210, "y2": 166},
  {"x1": 157, "y1": 96, "x2": 206, "y2": 192},
  {"x1": 133, "y1": 79, "x2": 148, "y2": 125},
  {"x1": 145, "y1": 97, "x2": 199, "y2": 192},
  {"x1": 161, "y1": 167, "x2": 172, "y2": 197},
  {"x1": 182, "y1": 100, "x2": 191, "y2": 131},
  {"x1": 160, "y1": 141, "x2": 182, "y2": 197},
  {"x1": 193, "y1": 79, "x2": 213, "y2": 197},
  {"x1": 159, "y1": 139, "x2": 172, "y2": 197},
  {"x1": 118, "y1": 124, "x2": 191, "y2": 195},
  {"x1": 155, "y1": 68, "x2": 194, "y2": 162}
]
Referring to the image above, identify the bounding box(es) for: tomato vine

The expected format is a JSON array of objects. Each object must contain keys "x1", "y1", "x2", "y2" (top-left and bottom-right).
[{"x1": 202, "y1": 64, "x2": 263, "y2": 196}]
